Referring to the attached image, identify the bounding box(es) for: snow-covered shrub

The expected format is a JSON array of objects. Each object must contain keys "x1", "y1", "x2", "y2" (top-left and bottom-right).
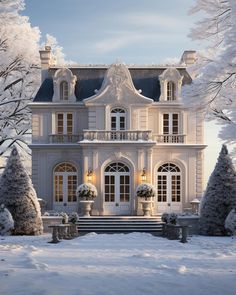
[
  {"x1": 161, "y1": 212, "x2": 178, "y2": 225},
  {"x1": 199, "y1": 145, "x2": 236, "y2": 236},
  {"x1": 69, "y1": 212, "x2": 79, "y2": 224},
  {"x1": 225, "y1": 209, "x2": 236, "y2": 236},
  {"x1": 0, "y1": 204, "x2": 14, "y2": 236},
  {"x1": 60, "y1": 212, "x2": 69, "y2": 224},
  {"x1": 135, "y1": 183, "x2": 156, "y2": 200},
  {"x1": 0, "y1": 147, "x2": 43, "y2": 235},
  {"x1": 76, "y1": 183, "x2": 97, "y2": 200}
]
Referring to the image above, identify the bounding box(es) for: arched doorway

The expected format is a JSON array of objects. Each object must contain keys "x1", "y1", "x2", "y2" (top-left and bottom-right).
[
  {"x1": 104, "y1": 162, "x2": 131, "y2": 215},
  {"x1": 53, "y1": 162, "x2": 78, "y2": 213},
  {"x1": 156, "y1": 163, "x2": 182, "y2": 213}
]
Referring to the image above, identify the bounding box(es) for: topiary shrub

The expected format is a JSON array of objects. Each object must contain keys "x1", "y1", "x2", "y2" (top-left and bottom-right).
[
  {"x1": 225, "y1": 209, "x2": 236, "y2": 236},
  {"x1": 0, "y1": 204, "x2": 14, "y2": 236}
]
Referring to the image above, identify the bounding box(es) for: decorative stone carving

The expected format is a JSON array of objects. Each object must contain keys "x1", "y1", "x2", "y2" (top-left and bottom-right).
[{"x1": 52, "y1": 68, "x2": 77, "y2": 102}]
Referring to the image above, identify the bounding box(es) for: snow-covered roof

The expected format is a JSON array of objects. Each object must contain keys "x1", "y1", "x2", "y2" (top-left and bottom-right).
[{"x1": 34, "y1": 66, "x2": 192, "y2": 102}]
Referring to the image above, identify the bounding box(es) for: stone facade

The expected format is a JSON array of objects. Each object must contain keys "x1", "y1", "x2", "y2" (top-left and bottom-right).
[{"x1": 29, "y1": 48, "x2": 206, "y2": 216}]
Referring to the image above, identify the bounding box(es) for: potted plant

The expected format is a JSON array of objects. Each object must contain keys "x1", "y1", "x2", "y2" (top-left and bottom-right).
[
  {"x1": 161, "y1": 212, "x2": 179, "y2": 239},
  {"x1": 135, "y1": 183, "x2": 156, "y2": 216},
  {"x1": 76, "y1": 183, "x2": 97, "y2": 217},
  {"x1": 68, "y1": 212, "x2": 79, "y2": 237}
]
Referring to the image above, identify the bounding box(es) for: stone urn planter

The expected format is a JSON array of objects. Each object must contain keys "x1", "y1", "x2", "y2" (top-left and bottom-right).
[
  {"x1": 140, "y1": 200, "x2": 153, "y2": 216},
  {"x1": 76, "y1": 183, "x2": 97, "y2": 217},
  {"x1": 135, "y1": 183, "x2": 156, "y2": 217},
  {"x1": 79, "y1": 200, "x2": 94, "y2": 217}
]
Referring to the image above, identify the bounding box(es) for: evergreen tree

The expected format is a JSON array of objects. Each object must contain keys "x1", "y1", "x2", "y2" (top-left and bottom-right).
[
  {"x1": 0, "y1": 147, "x2": 43, "y2": 235},
  {"x1": 199, "y1": 144, "x2": 236, "y2": 235}
]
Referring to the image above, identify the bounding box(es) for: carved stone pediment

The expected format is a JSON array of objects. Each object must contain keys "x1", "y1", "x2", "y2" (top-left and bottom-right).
[{"x1": 84, "y1": 63, "x2": 153, "y2": 105}]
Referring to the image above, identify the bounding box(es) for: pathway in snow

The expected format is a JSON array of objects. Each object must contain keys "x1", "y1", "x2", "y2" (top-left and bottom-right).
[{"x1": 0, "y1": 233, "x2": 236, "y2": 295}]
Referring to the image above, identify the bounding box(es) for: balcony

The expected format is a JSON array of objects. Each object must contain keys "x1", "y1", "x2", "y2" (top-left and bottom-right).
[
  {"x1": 83, "y1": 130, "x2": 152, "y2": 141},
  {"x1": 49, "y1": 134, "x2": 83, "y2": 143},
  {"x1": 49, "y1": 132, "x2": 186, "y2": 144},
  {"x1": 153, "y1": 134, "x2": 186, "y2": 143}
]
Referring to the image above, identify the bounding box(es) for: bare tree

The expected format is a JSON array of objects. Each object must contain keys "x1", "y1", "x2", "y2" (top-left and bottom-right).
[{"x1": 184, "y1": 0, "x2": 236, "y2": 150}]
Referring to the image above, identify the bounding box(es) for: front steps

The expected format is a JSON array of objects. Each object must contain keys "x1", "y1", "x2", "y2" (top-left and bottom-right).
[{"x1": 76, "y1": 215, "x2": 164, "y2": 236}]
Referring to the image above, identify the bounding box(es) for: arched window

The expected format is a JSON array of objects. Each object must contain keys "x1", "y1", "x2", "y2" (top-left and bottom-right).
[
  {"x1": 60, "y1": 81, "x2": 69, "y2": 101},
  {"x1": 157, "y1": 163, "x2": 181, "y2": 206},
  {"x1": 167, "y1": 81, "x2": 176, "y2": 101},
  {"x1": 54, "y1": 162, "x2": 77, "y2": 206}
]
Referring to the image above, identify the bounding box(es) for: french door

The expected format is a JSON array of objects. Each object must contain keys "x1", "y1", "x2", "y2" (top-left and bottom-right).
[
  {"x1": 104, "y1": 162, "x2": 131, "y2": 215},
  {"x1": 111, "y1": 108, "x2": 126, "y2": 139},
  {"x1": 53, "y1": 163, "x2": 78, "y2": 213},
  {"x1": 157, "y1": 163, "x2": 182, "y2": 213}
]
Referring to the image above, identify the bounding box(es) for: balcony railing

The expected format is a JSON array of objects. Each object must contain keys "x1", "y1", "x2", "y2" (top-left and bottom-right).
[
  {"x1": 83, "y1": 130, "x2": 152, "y2": 141},
  {"x1": 49, "y1": 134, "x2": 83, "y2": 143},
  {"x1": 48, "y1": 132, "x2": 186, "y2": 144},
  {"x1": 153, "y1": 134, "x2": 186, "y2": 143}
]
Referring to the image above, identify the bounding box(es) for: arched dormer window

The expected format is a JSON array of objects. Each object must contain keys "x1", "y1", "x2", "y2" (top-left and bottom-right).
[
  {"x1": 52, "y1": 68, "x2": 77, "y2": 102},
  {"x1": 167, "y1": 81, "x2": 176, "y2": 101},
  {"x1": 60, "y1": 81, "x2": 69, "y2": 101},
  {"x1": 159, "y1": 68, "x2": 183, "y2": 102}
]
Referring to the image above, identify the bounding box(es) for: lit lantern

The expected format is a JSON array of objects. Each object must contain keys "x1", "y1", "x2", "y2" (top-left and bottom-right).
[
  {"x1": 141, "y1": 168, "x2": 146, "y2": 182},
  {"x1": 87, "y1": 169, "x2": 93, "y2": 182}
]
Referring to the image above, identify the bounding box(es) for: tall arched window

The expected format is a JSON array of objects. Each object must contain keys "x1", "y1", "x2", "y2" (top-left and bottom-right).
[
  {"x1": 60, "y1": 81, "x2": 69, "y2": 100},
  {"x1": 167, "y1": 81, "x2": 176, "y2": 101},
  {"x1": 54, "y1": 163, "x2": 77, "y2": 211},
  {"x1": 157, "y1": 163, "x2": 181, "y2": 212}
]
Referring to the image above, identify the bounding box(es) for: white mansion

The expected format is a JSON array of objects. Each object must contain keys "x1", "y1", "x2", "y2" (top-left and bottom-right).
[{"x1": 29, "y1": 47, "x2": 206, "y2": 216}]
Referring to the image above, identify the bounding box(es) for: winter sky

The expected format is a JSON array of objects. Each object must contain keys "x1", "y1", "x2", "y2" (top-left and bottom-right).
[{"x1": 24, "y1": 0, "x2": 223, "y2": 186}]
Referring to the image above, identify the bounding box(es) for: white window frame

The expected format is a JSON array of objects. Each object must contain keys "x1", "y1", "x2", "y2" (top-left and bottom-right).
[
  {"x1": 54, "y1": 163, "x2": 78, "y2": 204},
  {"x1": 60, "y1": 81, "x2": 69, "y2": 101},
  {"x1": 167, "y1": 81, "x2": 176, "y2": 101},
  {"x1": 163, "y1": 113, "x2": 179, "y2": 135},
  {"x1": 56, "y1": 112, "x2": 74, "y2": 135},
  {"x1": 110, "y1": 108, "x2": 126, "y2": 131}
]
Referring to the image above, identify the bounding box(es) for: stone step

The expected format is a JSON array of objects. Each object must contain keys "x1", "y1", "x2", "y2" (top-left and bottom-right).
[{"x1": 76, "y1": 216, "x2": 163, "y2": 235}]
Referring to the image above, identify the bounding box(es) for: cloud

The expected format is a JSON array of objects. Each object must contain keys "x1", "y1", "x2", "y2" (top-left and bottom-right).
[
  {"x1": 94, "y1": 34, "x2": 145, "y2": 53},
  {"x1": 119, "y1": 12, "x2": 188, "y2": 31}
]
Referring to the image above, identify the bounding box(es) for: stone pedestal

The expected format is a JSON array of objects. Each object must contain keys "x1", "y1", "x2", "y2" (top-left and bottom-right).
[{"x1": 79, "y1": 200, "x2": 94, "y2": 217}]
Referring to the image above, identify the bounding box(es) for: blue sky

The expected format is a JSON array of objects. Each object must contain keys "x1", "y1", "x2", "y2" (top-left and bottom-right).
[
  {"x1": 24, "y1": 0, "x2": 203, "y2": 64},
  {"x1": 24, "y1": 0, "x2": 223, "y2": 187}
]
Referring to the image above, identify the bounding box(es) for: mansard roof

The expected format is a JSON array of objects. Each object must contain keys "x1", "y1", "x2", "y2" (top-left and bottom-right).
[{"x1": 34, "y1": 66, "x2": 192, "y2": 102}]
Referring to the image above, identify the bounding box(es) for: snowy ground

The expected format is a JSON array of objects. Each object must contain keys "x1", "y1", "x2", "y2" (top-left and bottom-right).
[{"x1": 0, "y1": 233, "x2": 236, "y2": 295}]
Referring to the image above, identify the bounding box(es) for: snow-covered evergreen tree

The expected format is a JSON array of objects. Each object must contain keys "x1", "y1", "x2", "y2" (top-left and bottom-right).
[
  {"x1": 0, "y1": 147, "x2": 43, "y2": 235},
  {"x1": 0, "y1": 203, "x2": 14, "y2": 235},
  {"x1": 225, "y1": 209, "x2": 236, "y2": 236},
  {"x1": 199, "y1": 144, "x2": 236, "y2": 235}
]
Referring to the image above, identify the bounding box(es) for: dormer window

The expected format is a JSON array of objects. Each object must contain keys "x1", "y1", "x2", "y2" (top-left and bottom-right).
[
  {"x1": 52, "y1": 68, "x2": 77, "y2": 102},
  {"x1": 159, "y1": 68, "x2": 183, "y2": 102},
  {"x1": 167, "y1": 81, "x2": 176, "y2": 101},
  {"x1": 60, "y1": 81, "x2": 69, "y2": 101}
]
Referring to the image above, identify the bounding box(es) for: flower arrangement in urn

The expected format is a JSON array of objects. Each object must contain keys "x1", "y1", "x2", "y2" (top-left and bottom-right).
[
  {"x1": 76, "y1": 183, "x2": 97, "y2": 200},
  {"x1": 135, "y1": 183, "x2": 156, "y2": 200}
]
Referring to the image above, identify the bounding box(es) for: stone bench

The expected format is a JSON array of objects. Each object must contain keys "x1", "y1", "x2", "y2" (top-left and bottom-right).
[
  {"x1": 163, "y1": 224, "x2": 189, "y2": 243},
  {"x1": 48, "y1": 224, "x2": 78, "y2": 243}
]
